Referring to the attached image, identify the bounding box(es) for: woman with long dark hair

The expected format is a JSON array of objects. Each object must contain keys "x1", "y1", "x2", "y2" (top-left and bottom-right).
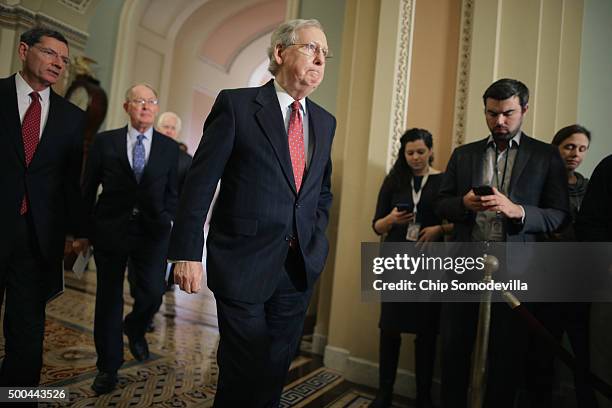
[{"x1": 370, "y1": 128, "x2": 449, "y2": 408}]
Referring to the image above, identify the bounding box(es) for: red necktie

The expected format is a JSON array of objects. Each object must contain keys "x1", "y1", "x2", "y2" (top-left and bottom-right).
[
  {"x1": 20, "y1": 91, "x2": 41, "y2": 215},
  {"x1": 288, "y1": 100, "x2": 306, "y2": 191}
]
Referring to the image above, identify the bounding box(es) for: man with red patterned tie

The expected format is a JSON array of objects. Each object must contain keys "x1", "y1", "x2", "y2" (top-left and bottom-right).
[
  {"x1": 0, "y1": 27, "x2": 88, "y2": 386},
  {"x1": 168, "y1": 19, "x2": 336, "y2": 407}
]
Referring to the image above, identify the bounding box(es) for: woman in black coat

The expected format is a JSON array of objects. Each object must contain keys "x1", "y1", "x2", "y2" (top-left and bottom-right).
[
  {"x1": 528, "y1": 124, "x2": 597, "y2": 408},
  {"x1": 370, "y1": 128, "x2": 449, "y2": 408}
]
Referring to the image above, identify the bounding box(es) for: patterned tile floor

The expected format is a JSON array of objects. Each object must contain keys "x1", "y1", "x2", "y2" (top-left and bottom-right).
[{"x1": 0, "y1": 269, "x2": 417, "y2": 407}]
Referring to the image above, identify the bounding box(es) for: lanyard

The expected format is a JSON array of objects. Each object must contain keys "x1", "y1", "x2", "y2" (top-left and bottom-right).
[
  {"x1": 494, "y1": 145, "x2": 510, "y2": 192},
  {"x1": 411, "y1": 173, "x2": 429, "y2": 214}
]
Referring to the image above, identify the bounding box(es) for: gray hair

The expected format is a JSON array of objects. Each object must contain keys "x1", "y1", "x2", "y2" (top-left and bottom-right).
[
  {"x1": 267, "y1": 19, "x2": 324, "y2": 75},
  {"x1": 125, "y1": 83, "x2": 158, "y2": 101},
  {"x1": 157, "y1": 111, "x2": 182, "y2": 134}
]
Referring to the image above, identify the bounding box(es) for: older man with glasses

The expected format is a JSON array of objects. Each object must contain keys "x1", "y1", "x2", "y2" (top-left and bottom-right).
[
  {"x1": 0, "y1": 26, "x2": 88, "y2": 387},
  {"x1": 168, "y1": 19, "x2": 336, "y2": 407},
  {"x1": 83, "y1": 83, "x2": 179, "y2": 394}
]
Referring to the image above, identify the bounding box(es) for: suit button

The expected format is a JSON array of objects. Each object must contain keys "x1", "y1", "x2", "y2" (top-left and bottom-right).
[{"x1": 295, "y1": 202, "x2": 300, "y2": 209}]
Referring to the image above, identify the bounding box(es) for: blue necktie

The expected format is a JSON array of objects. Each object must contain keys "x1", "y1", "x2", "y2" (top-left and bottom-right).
[{"x1": 133, "y1": 134, "x2": 146, "y2": 182}]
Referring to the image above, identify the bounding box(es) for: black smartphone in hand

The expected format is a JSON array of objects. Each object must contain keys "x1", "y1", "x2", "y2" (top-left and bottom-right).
[
  {"x1": 473, "y1": 185, "x2": 494, "y2": 196},
  {"x1": 395, "y1": 203, "x2": 413, "y2": 212}
]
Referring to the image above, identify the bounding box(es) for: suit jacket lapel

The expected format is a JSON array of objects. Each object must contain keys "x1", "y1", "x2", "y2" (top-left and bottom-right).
[
  {"x1": 0, "y1": 75, "x2": 26, "y2": 166},
  {"x1": 112, "y1": 126, "x2": 136, "y2": 181},
  {"x1": 255, "y1": 80, "x2": 297, "y2": 193},
  {"x1": 141, "y1": 130, "x2": 162, "y2": 182},
  {"x1": 508, "y1": 132, "x2": 532, "y2": 195},
  {"x1": 301, "y1": 99, "x2": 323, "y2": 191},
  {"x1": 471, "y1": 138, "x2": 488, "y2": 187}
]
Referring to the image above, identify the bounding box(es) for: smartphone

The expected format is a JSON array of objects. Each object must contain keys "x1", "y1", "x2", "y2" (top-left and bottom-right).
[
  {"x1": 395, "y1": 203, "x2": 413, "y2": 212},
  {"x1": 473, "y1": 185, "x2": 494, "y2": 196}
]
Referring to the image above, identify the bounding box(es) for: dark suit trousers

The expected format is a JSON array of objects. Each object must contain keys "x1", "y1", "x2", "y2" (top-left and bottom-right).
[
  {"x1": 213, "y1": 249, "x2": 312, "y2": 408},
  {"x1": 440, "y1": 302, "x2": 528, "y2": 408},
  {"x1": 0, "y1": 214, "x2": 48, "y2": 386},
  {"x1": 526, "y1": 302, "x2": 598, "y2": 408},
  {"x1": 93, "y1": 224, "x2": 168, "y2": 372}
]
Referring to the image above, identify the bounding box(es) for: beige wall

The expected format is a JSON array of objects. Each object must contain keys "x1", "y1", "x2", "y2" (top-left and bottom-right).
[
  {"x1": 321, "y1": 0, "x2": 462, "y2": 396},
  {"x1": 0, "y1": 0, "x2": 101, "y2": 93},
  {"x1": 462, "y1": 0, "x2": 583, "y2": 144},
  {"x1": 578, "y1": 0, "x2": 612, "y2": 177},
  {"x1": 325, "y1": 0, "x2": 382, "y2": 362},
  {"x1": 406, "y1": 0, "x2": 461, "y2": 172},
  {"x1": 323, "y1": 0, "x2": 424, "y2": 396}
]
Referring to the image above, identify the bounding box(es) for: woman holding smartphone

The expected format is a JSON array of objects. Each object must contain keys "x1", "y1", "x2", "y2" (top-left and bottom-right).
[{"x1": 370, "y1": 128, "x2": 449, "y2": 408}]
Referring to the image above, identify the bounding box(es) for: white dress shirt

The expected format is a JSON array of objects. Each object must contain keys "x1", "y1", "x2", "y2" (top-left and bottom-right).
[{"x1": 274, "y1": 81, "x2": 312, "y2": 167}]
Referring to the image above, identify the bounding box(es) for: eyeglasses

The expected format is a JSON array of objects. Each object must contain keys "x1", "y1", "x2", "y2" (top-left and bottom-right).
[
  {"x1": 130, "y1": 99, "x2": 159, "y2": 106},
  {"x1": 32, "y1": 45, "x2": 70, "y2": 66},
  {"x1": 287, "y1": 42, "x2": 332, "y2": 59}
]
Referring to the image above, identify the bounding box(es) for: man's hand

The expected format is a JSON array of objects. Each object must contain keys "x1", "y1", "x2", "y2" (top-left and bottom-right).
[
  {"x1": 173, "y1": 261, "x2": 204, "y2": 294},
  {"x1": 418, "y1": 225, "x2": 443, "y2": 242},
  {"x1": 479, "y1": 187, "x2": 524, "y2": 219},
  {"x1": 72, "y1": 238, "x2": 90, "y2": 255},
  {"x1": 463, "y1": 190, "x2": 484, "y2": 212}
]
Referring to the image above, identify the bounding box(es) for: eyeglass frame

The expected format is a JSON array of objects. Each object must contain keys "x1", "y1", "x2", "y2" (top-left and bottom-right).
[
  {"x1": 129, "y1": 98, "x2": 160, "y2": 107},
  {"x1": 31, "y1": 45, "x2": 71, "y2": 66},
  {"x1": 286, "y1": 42, "x2": 332, "y2": 59}
]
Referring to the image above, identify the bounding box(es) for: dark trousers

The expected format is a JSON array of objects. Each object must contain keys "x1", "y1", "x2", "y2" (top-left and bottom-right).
[
  {"x1": 213, "y1": 249, "x2": 312, "y2": 408},
  {"x1": 376, "y1": 329, "x2": 437, "y2": 405},
  {"x1": 0, "y1": 215, "x2": 47, "y2": 386},
  {"x1": 440, "y1": 302, "x2": 527, "y2": 408},
  {"x1": 93, "y1": 229, "x2": 168, "y2": 373},
  {"x1": 526, "y1": 302, "x2": 598, "y2": 408}
]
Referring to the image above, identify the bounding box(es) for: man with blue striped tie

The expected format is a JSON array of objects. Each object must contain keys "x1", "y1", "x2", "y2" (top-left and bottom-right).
[{"x1": 83, "y1": 84, "x2": 179, "y2": 394}]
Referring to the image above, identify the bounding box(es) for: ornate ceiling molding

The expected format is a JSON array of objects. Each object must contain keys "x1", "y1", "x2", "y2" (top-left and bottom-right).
[
  {"x1": 59, "y1": 0, "x2": 92, "y2": 15},
  {"x1": 0, "y1": 4, "x2": 89, "y2": 49}
]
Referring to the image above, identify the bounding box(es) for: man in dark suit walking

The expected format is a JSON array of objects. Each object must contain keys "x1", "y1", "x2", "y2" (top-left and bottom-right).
[
  {"x1": 436, "y1": 78, "x2": 569, "y2": 407},
  {"x1": 168, "y1": 19, "x2": 336, "y2": 407},
  {"x1": 0, "y1": 27, "x2": 87, "y2": 386},
  {"x1": 83, "y1": 84, "x2": 178, "y2": 394}
]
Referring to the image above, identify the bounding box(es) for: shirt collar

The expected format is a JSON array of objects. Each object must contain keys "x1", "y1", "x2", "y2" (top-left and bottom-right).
[
  {"x1": 274, "y1": 80, "x2": 307, "y2": 115},
  {"x1": 486, "y1": 131, "x2": 522, "y2": 150},
  {"x1": 15, "y1": 72, "x2": 51, "y2": 105},
  {"x1": 127, "y1": 125, "x2": 153, "y2": 141}
]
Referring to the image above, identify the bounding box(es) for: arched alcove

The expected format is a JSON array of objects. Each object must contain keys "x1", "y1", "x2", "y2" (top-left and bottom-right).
[{"x1": 106, "y1": 0, "x2": 295, "y2": 146}]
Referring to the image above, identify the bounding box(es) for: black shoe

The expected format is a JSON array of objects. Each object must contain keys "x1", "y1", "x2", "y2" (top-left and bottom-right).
[
  {"x1": 126, "y1": 334, "x2": 150, "y2": 361},
  {"x1": 145, "y1": 321, "x2": 155, "y2": 333},
  {"x1": 369, "y1": 392, "x2": 392, "y2": 408},
  {"x1": 416, "y1": 398, "x2": 435, "y2": 408},
  {"x1": 91, "y1": 371, "x2": 118, "y2": 394}
]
